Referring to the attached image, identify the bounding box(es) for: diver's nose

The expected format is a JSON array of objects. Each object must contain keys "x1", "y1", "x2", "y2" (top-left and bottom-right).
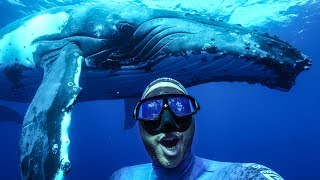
[{"x1": 160, "y1": 109, "x2": 179, "y2": 133}]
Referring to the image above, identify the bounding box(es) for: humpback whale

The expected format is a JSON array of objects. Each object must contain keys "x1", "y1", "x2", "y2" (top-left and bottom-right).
[
  {"x1": 0, "y1": 4, "x2": 311, "y2": 102},
  {"x1": 0, "y1": 4, "x2": 311, "y2": 179}
]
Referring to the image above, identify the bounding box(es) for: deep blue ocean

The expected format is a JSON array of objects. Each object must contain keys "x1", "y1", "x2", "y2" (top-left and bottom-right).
[{"x1": 0, "y1": 0, "x2": 319, "y2": 179}]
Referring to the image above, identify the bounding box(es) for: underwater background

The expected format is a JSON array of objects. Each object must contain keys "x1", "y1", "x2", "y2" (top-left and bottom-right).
[{"x1": 0, "y1": 0, "x2": 319, "y2": 179}]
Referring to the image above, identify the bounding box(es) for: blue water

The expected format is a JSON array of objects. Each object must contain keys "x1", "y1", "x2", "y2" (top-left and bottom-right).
[{"x1": 0, "y1": 0, "x2": 319, "y2": 179}]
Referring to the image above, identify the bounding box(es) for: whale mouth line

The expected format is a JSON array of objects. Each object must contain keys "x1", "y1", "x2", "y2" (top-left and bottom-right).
[{"x1": 32, "y1": 34, "x2": 113, "y2": 44}]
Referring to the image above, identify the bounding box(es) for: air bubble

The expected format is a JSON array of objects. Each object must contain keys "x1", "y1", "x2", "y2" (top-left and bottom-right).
[
  {"x1": 68, "y1": 82, "x2": 73, "y2": 86},
  {"x1": 52, "y1": 144, "x2": 58, "y2": 154},
  {"x1": 203, "y1": 43, "x2": 211, "y2": 50}
]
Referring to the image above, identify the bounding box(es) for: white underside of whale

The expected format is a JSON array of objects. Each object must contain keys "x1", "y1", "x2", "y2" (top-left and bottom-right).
[{"x1": 0, "y1": 12, "x2": 69, "y2": 68}]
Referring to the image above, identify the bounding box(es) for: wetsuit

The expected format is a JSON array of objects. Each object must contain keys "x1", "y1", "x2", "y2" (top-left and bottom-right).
[{"x1": 110, "y1": 152, "x2": 283, "y2": 180}]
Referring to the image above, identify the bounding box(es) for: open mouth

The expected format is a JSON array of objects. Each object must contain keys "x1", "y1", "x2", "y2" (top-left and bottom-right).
[
  {"x1": 161, "y1": 137, "x2": 179, "y2": 148},
  {"x1": 159, "y1": 133, "x2": 182, "y2": 156},
  {"x1": 159, "y1": 134, "x2": 181, "y2": 157}
]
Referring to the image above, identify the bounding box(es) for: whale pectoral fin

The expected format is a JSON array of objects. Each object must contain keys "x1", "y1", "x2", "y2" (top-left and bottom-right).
[
  {"x1": 19, "y1": 43, "x2": 83, "y2": 179},
  {"x1": 124, "y1": 97, "x2": 139, "y2": 129},
  {"x1": 0, "y1": 105, "x2": 23, "y2": 124}
]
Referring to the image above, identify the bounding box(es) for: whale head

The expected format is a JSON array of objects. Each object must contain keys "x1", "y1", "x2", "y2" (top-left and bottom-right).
[{"x1": 65, "y1": 5, "x2": 310, "y2": 91}]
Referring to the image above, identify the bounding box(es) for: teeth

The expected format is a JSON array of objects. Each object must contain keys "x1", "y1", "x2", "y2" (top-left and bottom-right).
[
  {"x1": 161, "y1": 135, "x2": 179, "y2": 144},
  {"x1": 163, "y1": 136, "x2": 176, "y2": 141}
]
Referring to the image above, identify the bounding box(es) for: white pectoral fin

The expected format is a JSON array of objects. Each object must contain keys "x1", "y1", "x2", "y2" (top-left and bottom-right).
[
  {"x1": 124, "y1": 97, "x2": 140, "y2": 129},
  {"x1": 19, "y1": 43, "x2": 83, "y2": 180}
]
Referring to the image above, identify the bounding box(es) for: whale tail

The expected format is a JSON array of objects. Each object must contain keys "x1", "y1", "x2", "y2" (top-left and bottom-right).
[{"x1": 0, "y1": 105, "x2": 24, "y2": 124}]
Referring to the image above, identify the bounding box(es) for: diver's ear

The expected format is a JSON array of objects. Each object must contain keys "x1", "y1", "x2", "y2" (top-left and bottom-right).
[
  {"x1": 132, "y1": 101, "x2": 139, "y2": 119},
  {"x1": 196, "y1": 101, "x2": 200, "y2": 110}
]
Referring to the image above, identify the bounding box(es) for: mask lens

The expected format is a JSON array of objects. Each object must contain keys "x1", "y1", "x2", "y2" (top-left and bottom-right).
[
  {"x1": 168, "y1": 96, "x2": 196, "y2": 116},
  {"x1": 137, "y1": 97, "x2": 163, "y2": 120}
]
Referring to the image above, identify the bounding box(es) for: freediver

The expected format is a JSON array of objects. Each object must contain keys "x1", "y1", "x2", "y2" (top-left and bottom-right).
[{"x1": 111, "y1": 77, "x2": 283, "y2": 179}]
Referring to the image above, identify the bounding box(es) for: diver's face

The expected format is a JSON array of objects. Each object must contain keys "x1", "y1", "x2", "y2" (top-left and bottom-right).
[{"x1": 139, "y1": 87, "x2": 195, "y2": 168}]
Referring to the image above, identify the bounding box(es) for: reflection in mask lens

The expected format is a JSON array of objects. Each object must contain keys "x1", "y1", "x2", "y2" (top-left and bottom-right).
[
  {"x1": 168, "y1": 96, "x2": 195, "y2": 116},
  {"x1": 138, "y1": 98, "x2": 163, "y2": 120}
]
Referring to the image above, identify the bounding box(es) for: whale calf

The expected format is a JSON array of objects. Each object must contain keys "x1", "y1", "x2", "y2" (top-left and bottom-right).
[{"x1": 0, "y1": 4, "x2": 311, "y2": 179}]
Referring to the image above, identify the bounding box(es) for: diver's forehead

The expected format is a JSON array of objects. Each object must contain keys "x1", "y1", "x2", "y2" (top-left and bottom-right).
[{"x1": 145, "y1": 87, "x2": 184, "y2": 98}]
